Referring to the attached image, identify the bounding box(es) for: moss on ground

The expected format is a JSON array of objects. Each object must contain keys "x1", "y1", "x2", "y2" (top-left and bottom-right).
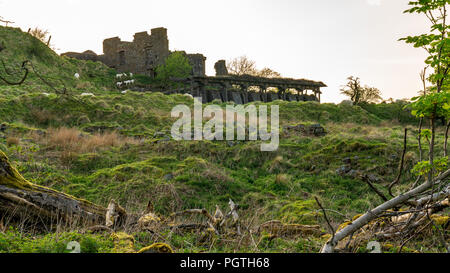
[{"x1": 0, "y1": 26, "x2": 446, "y2": 253}]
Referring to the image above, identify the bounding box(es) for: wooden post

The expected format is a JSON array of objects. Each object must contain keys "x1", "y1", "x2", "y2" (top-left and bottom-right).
[
  {"x1": 200, "y1": 81, "x2": 207, "y2": 103},
  {"x1": 241, "y1": 84, "x2": 249, "y2": 104},
  {"x1": 222, "y1": 83, "x2": 228, "y2": 102},
  {"x1": 278, "y1": 86, "x2": 285, "y2": 101}
]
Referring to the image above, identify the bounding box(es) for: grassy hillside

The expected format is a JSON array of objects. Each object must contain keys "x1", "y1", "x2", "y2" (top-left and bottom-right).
[
  {"x1": 0, "y1": 26, "x2": 115, "y2": 99},
  {"x1": 0, "y1": 26, "x2": 447, "y2": 253}
]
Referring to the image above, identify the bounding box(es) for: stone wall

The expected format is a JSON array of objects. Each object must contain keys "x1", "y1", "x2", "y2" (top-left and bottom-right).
[
  {"x1": 62, "y1": 27, "x2": 206, "y2": 78},
  {"x1": 214, "y1": 60, "x2": 228, "y2": 76},
  {"x1": 187, "y1": 54, "x2": 207, "y2": 76},
  {"x1": 61, "y1": 50, "x2": 98, "y2": 62},
  {"x1": 100, "y1": 27, "x2": 170, "y2": 76}
]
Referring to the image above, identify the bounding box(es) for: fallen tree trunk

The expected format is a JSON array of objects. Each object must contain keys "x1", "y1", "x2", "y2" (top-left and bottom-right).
[
  {"x1": 320, "y1": 169, "x2": 450, "y2": 253},
  {"x1": 0, "y1": 150, "x2": 107, "y2": 228}
]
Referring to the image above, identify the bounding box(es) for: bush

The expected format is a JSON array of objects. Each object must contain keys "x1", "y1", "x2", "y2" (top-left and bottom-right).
[{"x1": 156, "y1": 52, "x2": 192, "y2": 88}]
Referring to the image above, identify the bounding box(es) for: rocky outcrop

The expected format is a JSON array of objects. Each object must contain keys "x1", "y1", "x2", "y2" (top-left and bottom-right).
[{"x1": 284, "y1": 123, "x2": 327, "y2": 137}]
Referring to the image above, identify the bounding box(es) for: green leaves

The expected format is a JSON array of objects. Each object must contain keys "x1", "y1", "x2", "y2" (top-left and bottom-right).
[
  {"x1": 401, "y1": 0, "x2": 449, "y2": 96},
  {"x1": 435, "y1": 156, "x2": 449, "y2": 172},
  {"x1": 411, "y1": 157, "x2": 448, "y2": 176},
  {"x1": 399, "y1": 33, "x2": 441, "y2": 48},
  {"x1": 420, "y1": 129, "x2": 432, "y2": 139},
  {"x1": 404, "y1": 0, "x2": 450, "y2": 14},
  {"x1": 155, "y1": 52, "x2": 192, "y2": 86},
  {"x1": 409, "y1": 91, "x2": 450, "y2": 118}
]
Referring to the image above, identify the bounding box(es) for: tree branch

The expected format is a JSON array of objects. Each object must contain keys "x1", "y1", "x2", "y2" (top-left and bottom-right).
[
  {"x1": 388, "y1": 128, "x2": 408, "y2": 196},
  {"x1": 321, "y1": 169, "x2": 450, "y2": 253}
]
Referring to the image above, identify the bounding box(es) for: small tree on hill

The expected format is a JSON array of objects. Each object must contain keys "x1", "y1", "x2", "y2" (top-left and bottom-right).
[
  {"x1": 340, "y1": 76, "x2": 382, "y2": 105},
  {"x1": 257, "y1": 67, "x2": 281, "y2": 78},
  {"x1": 227, "y1": 55, "x2": 257, "y2": 75},
  {"x1": 156, "y1": 52, "x2": 192, "y2": 89},
  {"x1": 30, "y1": 27, "x2": 49, "y2": 43}
]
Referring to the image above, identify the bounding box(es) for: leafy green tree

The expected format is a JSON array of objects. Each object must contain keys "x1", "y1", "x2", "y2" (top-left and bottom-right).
[
  {"x1": 156, "y1": 52, "x2": 192, "y2": 89},
  {"x1": 340, "y1": 76, "x2": 382, "y2": 105},
  {"x1": 401, "y1": 0, "x2": 449, "y2": 93},
  {"x1": 403, "y1": 0, "x2": 449, "y2": 172}
]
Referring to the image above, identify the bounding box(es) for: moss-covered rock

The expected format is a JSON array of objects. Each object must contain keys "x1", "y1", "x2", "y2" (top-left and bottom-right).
[
  {"x1": 111, "y1": 232, "x2": 135, "y2": 253},
  {"x1": 138, "y1": 243, "x2": 174, "y2": 253}
]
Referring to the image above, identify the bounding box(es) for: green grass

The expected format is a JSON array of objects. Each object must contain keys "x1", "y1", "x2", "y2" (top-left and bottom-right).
[{"x1": 0, "y1": 26, "x2": 446, "y2": 253}]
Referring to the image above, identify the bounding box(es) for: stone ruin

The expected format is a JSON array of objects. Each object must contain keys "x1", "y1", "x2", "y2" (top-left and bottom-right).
[
  {"x1": 62, "y1": 27, "x2": 326, "y2": 104},
  {"x1": 214, "y1": 60, "x2": 228, "y2": 76},
  {"x1": 173, "y1": 68, "x2": 326, "y2": 104},
  {"x1": 62, "y1": 27, "x2": 206, "y2": 77}
]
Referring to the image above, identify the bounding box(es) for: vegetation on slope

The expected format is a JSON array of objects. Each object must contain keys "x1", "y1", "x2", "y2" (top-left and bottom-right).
[{"x1": 0, "y1": 26, "x2": 447, "y2": 253}]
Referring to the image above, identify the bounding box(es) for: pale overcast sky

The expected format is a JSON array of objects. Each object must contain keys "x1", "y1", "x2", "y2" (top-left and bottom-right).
[{"x1": 0, "y1": 0, "x2": 431, "y2": 103}]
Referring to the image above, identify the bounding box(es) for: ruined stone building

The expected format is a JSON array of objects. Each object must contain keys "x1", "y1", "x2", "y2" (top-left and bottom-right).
[
  {"x1": 62, "y1": 27, "x2": 326, "y2": 104},
  {"x1": 62, "y1": 27, "x2": 206, "y2": 77}
]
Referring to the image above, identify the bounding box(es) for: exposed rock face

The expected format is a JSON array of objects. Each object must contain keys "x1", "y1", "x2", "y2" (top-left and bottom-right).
[
  {"x1": 62, "y1": 50, "x2": 98, "y2": 62},
  {"x1": 308, "y1": 124, "x2": 326, "y2": 137}
]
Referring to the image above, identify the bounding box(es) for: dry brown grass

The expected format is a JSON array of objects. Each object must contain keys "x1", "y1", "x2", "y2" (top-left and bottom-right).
[
  {"x1": 6, "y1": 137, "x2": 20, "y2": 146},
  {"x1": 32, "y1": 127, "x2": 138, "y2": 154},
  {"x1": 30, "y1": 108, "x2": 58, "y2": 124}
]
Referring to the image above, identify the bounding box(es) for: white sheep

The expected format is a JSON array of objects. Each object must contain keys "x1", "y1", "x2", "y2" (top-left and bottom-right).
[
  {"x1": 81, "y1": 93, "x2": 95, "y2": 97},
  {"x1": 121, "y1": 90, "x2": 128, "y2": 94},
  {"x1": 339, "y1": 100, "x2": 354, "y2": 106},
  {"x1": 74, "y1": 73, "x2": 80, "y2": 79},
  {"x1": 116, "y1": 82, "x2": 123, "y2": 88}
]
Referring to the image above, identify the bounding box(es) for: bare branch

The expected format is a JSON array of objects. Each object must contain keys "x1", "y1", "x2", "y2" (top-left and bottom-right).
[
  {"x1": 388, "y1": 128, "x2": 408, "y2": 196},
  {"x1": 362, "y1": 175, "x2": 388, "y2": 202},
  {"x1": 445, "y1": 120, "x2": 450, "y2": 157},
  {"x1": 321, "y1": 169, "x2": 450, "y2": 253},
  {"x1": 0, "y1": 60, "x2": 29, "y2": 85},
  {"x1": 314, "y1": 196, "x2": 335, "y2": 241}
]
